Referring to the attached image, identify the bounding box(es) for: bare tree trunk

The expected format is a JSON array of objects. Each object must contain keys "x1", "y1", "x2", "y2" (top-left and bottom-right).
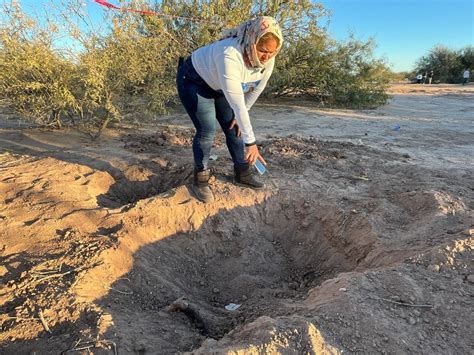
[
  {"x1": 91, "y1": 114, "x2": 111, "y2": 140},
  {"x1": 51, "y1": 110, "x2": 61, "y2": 129}
]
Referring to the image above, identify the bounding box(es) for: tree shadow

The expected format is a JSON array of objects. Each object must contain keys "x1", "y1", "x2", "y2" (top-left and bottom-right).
[
  {"x1": 0, "y1": 128, "x2": 195, "y2": 208},
  {"x1": 0, "y1": 225, "x2": 123, "y2": 354}
]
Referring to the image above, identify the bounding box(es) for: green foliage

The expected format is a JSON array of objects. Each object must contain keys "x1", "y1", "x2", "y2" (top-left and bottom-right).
[
  {"x1": 150, "y1": 0, "x2": 328, "y2": 54},
  {"x1": 269, "y1": 33, "x2": 389, "y2": 108},
  {"x1": 0, "y1": 5, "x2": 78, "y2": 127},
  {"x1": 0, "y1": 0, "x2": 390, "y2": 134},
  {"x1": 75, "y1": 13, "x2": 179, "y2": 134},
  {"x1": 459, "y1": 46, "x2": 474, "y2": 68},
  {"x1": 389, "y1": 71, "x2": 412, "y2": 82},
  {"x1": 415, "y1": 45, "x2": 472, "y2": 83}
]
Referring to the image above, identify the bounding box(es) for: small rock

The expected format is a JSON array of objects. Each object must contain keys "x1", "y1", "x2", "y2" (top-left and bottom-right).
[
  {"x1": 408, "y1": 317, "x2": 416, "y2": 325},
  {"x1": 212, "y1": 287, "x2": 219, "y2": 294},
  {"x1": 241, "y1": 295, "x2": 247, "y2": 301},
  {"x1": 408, "y1": 296, "x2": 416, "y2": 303},
  {"x1": 428, "y1": 264, "x2": 440, "y2": 273},
  {"x1": 338, "y1": 288, "x2": 347, "y2": 292},
  {"x1": 199, "y1": 280, "x2": 205, "y2": 286},
  {"x1": 413, "y1": 310, "x2": 421, "y2": 317}
]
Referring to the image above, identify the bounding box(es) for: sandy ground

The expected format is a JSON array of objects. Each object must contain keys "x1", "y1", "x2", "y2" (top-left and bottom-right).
[{"x1": 0, "y1": 83, "x2": 473, "y2": 354}]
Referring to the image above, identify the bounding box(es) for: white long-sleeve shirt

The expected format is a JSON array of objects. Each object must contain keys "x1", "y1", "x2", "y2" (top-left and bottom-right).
[{"x1": 191, "y1": 37, "x2": 274, "y2": 144}]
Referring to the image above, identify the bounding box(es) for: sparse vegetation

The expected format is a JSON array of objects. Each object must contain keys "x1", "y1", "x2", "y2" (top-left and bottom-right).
[
  {"x1": 0, "y1": 0, "x2": 390, "y2": 134},
  {"x1": 414, "y1": 45, "x2": 473, "y2": 83},
  {"x1": 268, "y1": 32, "x2": 390, "y2": 108}
]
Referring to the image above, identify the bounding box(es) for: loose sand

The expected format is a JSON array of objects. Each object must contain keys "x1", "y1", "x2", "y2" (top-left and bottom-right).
[{"x1": 0, "y1": 84, "x2": 473, "y2": 354}]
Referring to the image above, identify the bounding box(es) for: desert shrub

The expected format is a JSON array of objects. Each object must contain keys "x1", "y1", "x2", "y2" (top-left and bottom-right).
[
  {"x1": 389, "y1": 71, "x2": 412, "y2": 82},
  {"x1": 269, "y1": 33, "x2": 389, "y2": 108},
  {"x1": 458, "y1": 46, "x2": 474, "y2": 69},
  {"x1": 1, "y1": 0, "x2": 391, "y2": 133},
  {"x1": 415, "y1": 45, "x2": 472, "y2": 83},
  {"x1": 74, "y1": 13, "x2": 180, "y2": 136},
  {"x1": 0, "y1": 5, "x2": 79, "y2": 127}
]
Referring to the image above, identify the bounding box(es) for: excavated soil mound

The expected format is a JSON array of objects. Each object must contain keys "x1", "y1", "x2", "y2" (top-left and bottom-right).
[{"x1": 1, "y1": 91, "x2": 473, "y2": 354}]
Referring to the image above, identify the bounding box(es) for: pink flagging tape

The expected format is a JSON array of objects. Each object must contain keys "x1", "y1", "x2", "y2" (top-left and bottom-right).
[{"x1": 93, "y1": 0, "x2": 221, "y2": 24}]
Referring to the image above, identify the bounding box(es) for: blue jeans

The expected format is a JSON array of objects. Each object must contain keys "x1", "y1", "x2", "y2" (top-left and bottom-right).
[{"x1": 176, "y1": 57, "x2": 248, "y2": 171}]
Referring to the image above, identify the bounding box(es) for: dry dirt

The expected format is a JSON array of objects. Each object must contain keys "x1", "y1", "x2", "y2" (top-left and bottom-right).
[{"x1": 0, "y1": 83, "x2": 473, "y2": 354}]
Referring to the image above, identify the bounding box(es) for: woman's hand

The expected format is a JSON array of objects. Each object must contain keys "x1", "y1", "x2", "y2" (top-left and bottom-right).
[
  {"x1": 245, "y1": 144, "x2": 267, "y2": 166},
  {"x1": 229, "y1": 119, "x2": 241, "y2": 137}
]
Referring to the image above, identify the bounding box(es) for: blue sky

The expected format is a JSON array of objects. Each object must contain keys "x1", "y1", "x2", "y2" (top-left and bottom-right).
[
  {"x1": 320, "y1": 0, "x2": 473, "y2": 71},
  {"x1": 8, "y1": 0, "x2": 474, "y2": 72}
]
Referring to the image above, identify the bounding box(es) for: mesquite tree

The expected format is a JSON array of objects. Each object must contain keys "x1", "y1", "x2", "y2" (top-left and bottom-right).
[{"x1": 0, "y1": 0, "x2": 391, "y2": 134}]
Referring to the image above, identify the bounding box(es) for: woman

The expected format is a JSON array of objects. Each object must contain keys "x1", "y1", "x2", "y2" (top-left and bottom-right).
[{"x1": 176, "y1": 16, "x2": 283, "y2": 203}]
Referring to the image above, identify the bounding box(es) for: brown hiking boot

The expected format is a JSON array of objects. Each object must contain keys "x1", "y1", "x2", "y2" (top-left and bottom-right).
[
  {"x1": 234, "y1": 166, "x2": 265, "y2": 190},
  {"x1": 191, "y1": 169, "x2": 214, "y2": 203}
]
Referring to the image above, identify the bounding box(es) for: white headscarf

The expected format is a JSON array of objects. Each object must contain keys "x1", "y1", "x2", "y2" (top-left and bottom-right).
[{"x1": 221, "y1": 16, "x2": 283, "y2": 69}]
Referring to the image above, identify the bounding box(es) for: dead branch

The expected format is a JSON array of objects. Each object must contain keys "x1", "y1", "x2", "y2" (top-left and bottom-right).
[
  {"x1": 0, "y1": 316, "x2": 40, "y2": 322},
  {"x1": 38, "y1": 310, "x2": 52, "y2": 334},
  {"x1": 107, "y1": 286, "x2": 133, "y2": 295},
  {"x1": 372, "y1": 296, "x2": 433, "y2": 308},
  {"x1": 62, "y1": 339, "x2": 117, "y2": 355}
]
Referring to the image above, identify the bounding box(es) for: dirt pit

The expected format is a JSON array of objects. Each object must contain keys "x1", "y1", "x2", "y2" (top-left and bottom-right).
[
  {"x1": 101, "y1": 195, "x2": 374, "y2": 345},
  {"x1": 0, "y1": 84, "x2": 473, "y2": 354}
]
